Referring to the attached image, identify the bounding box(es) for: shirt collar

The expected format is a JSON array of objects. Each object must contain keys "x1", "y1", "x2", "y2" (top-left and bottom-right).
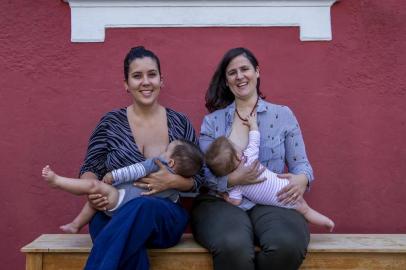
[{"x1": 257, "y1": 98, "x2": 268, "y2": 112}]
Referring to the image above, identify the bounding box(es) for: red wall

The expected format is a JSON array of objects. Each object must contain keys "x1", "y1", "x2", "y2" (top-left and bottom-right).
[{"x1": 1, "y1": 0, "x2": 406, "y2": 268}]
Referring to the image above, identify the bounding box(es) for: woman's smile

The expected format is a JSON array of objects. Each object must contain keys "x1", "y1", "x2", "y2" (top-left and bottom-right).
[
  {"x1": 139, "y1": 90, "x2": 154, "y2": 97},
  {"x1": 236, "y1": 82, "x2": 248, "y2": 88}
]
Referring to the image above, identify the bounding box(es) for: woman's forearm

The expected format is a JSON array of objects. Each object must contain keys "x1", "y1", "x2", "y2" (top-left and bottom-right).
[
  {"x1": 295, "y1": 173, "x2": 309, "y2": 189},
  {"x1": 168, "y1": 173, "x2": 194, "y2": 191},
  {"x1": 227, "y1": 159, "x2": 266, "y2": 187}
]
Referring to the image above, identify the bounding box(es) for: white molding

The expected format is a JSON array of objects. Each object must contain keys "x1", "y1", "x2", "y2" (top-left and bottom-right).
[{"x1": 64, "y1": 0, "x2": 337, "y2": 42}]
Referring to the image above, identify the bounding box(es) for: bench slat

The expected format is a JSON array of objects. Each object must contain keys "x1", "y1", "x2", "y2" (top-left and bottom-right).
[
  {"x1": 21, "y1": 234, "x2": 406, "y2": 270},
  {"x1": 21, "y1": 234, "x2": 406, "y2": 253}
]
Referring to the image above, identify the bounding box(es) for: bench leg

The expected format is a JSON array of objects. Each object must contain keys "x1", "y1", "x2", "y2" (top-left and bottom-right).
[{"x1": 26, "y1": 253, "x2": 43, "y2": 270}]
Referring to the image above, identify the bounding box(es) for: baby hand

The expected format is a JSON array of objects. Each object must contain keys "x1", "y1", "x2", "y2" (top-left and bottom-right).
[
  {"x1": 102, "y1": 172, "x2": 114, "y2": 185},
  {"x1": 243, "y1": 113, "x2": 258, "y2": 131}
]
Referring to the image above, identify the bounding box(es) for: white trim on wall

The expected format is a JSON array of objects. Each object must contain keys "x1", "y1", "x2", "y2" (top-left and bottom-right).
[{"x1": 64, "y1": 0, "x2": 337, "y2": 42}]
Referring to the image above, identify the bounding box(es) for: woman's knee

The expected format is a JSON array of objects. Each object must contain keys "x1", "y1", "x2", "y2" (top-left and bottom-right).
[
  {"x1": 209, "y1": 232, "x2": 255, "y2": 270},
  {"x1": 263, "y1": 234, "x2": 307, "y2": 257},
  {"x1": 256, "y1": 233, "x2": 308, "y2": 270},
  {"x1": 251, "y1": 206, "x2": 309, "y2": 249},
  {"x1": 213, "y1": 230, "x2": 254, "y2": 256}
]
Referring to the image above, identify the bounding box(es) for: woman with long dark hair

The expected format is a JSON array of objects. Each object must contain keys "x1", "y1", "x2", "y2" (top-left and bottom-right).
[{"x1": 192, "y1": 47, "x2": 313, "y2": 270}]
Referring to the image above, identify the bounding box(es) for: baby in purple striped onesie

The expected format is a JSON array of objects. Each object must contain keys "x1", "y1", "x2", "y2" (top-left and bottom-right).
[{"x1": 205, "y1": 114, "x2": 334, "y2": 232}]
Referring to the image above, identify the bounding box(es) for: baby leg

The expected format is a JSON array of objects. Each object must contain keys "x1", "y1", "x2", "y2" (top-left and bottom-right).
[
  {"x1": 42, "y1": 165, "x2": 119, "y2": 210},
  {"x1": 295, "y1": 198, "x2": 335, "y2": 232},
  {"x1": 60, "y1": 202, "x2": 96, "y2": 233}
]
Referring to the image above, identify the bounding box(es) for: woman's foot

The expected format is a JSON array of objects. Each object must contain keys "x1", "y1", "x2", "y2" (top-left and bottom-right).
[
  {"x1": 42, "y1": 165, "x2": 58, "y2": 188},
  {"x1": 60, "y1": 222, "x2": 81, "y2": 234}
]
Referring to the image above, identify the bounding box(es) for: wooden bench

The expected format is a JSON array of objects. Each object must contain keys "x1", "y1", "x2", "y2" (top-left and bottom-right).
[{"x1": 21, "y1": 234, "x2": 406, "y2": 270}]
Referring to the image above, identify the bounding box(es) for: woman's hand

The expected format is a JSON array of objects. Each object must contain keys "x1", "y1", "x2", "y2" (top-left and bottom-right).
[
  {"x1": 80, "y1": 172, "x2": 109, "y2": 211},
  {"x1": 227, "y1": 156, "x2": 266, "y2": 187},
  {"x1": 134, "y1": 159, "x2": 193, "y2": 195},
  {"x1": 90, "y1": 172, "x2": 114, "y2": 210},
  {"x1": 88, "y1": 194, "x2": 109, "y2": 211},
  {"x1": 276, "y1": 173, "x2": 308, "y2": 205}
]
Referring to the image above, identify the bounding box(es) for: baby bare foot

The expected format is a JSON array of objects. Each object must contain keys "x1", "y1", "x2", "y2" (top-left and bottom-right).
[
  {"x1": 42, "y1": 165, "x2": 58, "y2": 188},
  {"x1": 295, "y1": 197, "x2": 335, "y2": 232},
  {"x1": 326, "y1": 219, "x2": 335, "y2": 232},
  {"x1": 60, "y1": 223, "x2": 80, "y2": 234}
]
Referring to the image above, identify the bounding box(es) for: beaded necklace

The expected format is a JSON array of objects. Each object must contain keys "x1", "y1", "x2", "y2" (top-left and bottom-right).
[{"x1": 235, "y1": 96, "x2": 259, "y2": 121}]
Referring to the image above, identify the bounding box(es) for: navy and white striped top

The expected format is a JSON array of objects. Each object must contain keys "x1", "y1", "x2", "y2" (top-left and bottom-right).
[{"x1": 80, "y1": 108, "x2": 203, "y2": 191}]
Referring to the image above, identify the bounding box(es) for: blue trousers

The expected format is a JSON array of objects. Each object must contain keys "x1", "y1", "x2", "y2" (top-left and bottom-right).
[{"x1": 85, "y1": 197, "x2": 188, "y2": 270}]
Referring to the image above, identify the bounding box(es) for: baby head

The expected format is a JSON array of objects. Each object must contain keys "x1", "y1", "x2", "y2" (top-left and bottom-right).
[
  {"x1": 163, "y1": 140, "x2": 203, "y2": 178},
  {"x1": 205, "y1": 136, "x2": 240, "y2": 177}
]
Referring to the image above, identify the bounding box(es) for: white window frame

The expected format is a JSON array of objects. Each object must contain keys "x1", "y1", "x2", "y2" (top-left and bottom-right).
[{"x1": 63, "y1": 0, "x2": 337, "y2": 42}]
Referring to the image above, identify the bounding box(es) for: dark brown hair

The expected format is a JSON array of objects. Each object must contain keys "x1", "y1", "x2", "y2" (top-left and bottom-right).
[
  {"x1": 171, "y1": 140, "x2": 204, "y2": 178},
  {"x1": 205, "y1": 137, "x2": 238, "y2": 177},
  {"x1": 124, "y1": 46, "x2": 161, "y2": 82},
  {"x1": 205, "y1": 47, "x2": 265, "y2": 113}
]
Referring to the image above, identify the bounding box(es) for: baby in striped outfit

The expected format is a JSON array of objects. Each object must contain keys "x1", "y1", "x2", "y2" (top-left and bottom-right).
[
  {"x1": 205, "y1": 114, "x2": 334, "y2": 231},
  {"x1": 42, "y1": 139, "x2": 203, "y2": 233}
]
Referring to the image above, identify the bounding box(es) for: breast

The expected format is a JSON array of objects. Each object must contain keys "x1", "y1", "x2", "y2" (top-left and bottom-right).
[
  {"x1": 228, "y1": 120, "x2": 249, "y2": 152},
  {"x1": 142, "y1": 143, "x2": 167, "y2": 159}
]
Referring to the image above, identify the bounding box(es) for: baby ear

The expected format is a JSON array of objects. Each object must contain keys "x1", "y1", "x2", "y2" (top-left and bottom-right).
[{"x1": 167, "y1": 159, "x2": 175, "y2": 168}]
